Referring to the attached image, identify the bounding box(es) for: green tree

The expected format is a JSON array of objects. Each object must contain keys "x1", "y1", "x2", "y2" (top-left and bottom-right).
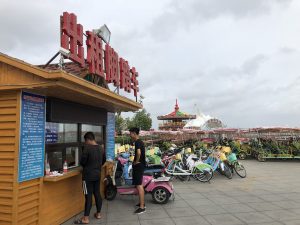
[
  {"x1": 125, "y1": 117, "x2": 134, "y2": 130},
  {"x1": 128, "y1": 109, "x2": 152, "y2": 131},
  {"x1": 115, "y1": 114, "x2": 126, "y2": 135}
]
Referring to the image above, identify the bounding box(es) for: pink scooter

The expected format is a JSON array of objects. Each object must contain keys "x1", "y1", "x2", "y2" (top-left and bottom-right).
[{"x1": 105, "y1": 161, "x2": 174, "y2": 204}]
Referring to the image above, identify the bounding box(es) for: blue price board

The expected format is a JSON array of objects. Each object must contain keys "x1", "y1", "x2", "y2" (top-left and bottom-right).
[
  {"x1": 106, "y1": 112, "x2": 115, "y2": 161},
  {"x1": 18, "y1": 92, "x2": 46, "y2": 182}
]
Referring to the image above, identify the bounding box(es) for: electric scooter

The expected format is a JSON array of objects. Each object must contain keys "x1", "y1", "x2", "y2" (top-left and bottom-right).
[
  {"x1": 117, "y1": 152, "x2": 164, "y2": 184},
  {"x1": 105, "y1": 160, "x2": 174, "y2": 204}
]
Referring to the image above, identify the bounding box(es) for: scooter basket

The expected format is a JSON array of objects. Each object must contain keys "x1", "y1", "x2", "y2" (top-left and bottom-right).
[
  {"x1": 196, "y1": 163, "x2": 212, "y2": 172},
  {"x1": 222, "y1": 146, "x2": 231, "y2": 153},
  {"x1": 219, "y1": 152, "x2": 227, "y2": 161},
  {"x1": 175, "y1": 153, "x2": 182, "y2": 160},
  {"x1": 120, "y1": 152, "x2": 130, "y2": 158},
  {"x1": 185, "y1": 148, "x2": 192, "y2": 154},
  {"x1": 227, "y1": 153, "x2": 237, "y2": 163}
]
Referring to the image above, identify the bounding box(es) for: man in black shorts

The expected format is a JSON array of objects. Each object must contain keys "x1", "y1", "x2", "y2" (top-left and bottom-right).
[{"x1": 129, "y1": 127, "x2": 146, "y2": 214}]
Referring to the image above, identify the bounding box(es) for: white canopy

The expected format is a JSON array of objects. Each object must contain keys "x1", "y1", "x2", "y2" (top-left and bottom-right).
[
  {"x1": 184, "y1": 112, "x2": 224, "y2": 130},
  {"x1": 184, "y1": 113, "x2": 212, "y2": 129}
]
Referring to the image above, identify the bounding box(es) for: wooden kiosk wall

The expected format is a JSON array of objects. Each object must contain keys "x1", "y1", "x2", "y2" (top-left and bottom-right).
[
  {"x1": 0, "y1": 91, "x2": 43, "y2": 224},
  {"x1": 0, "y1": 91, "x2": 87, "y2": 225},
  {"x1": 0, "y1": 91, "x2": 20, "y2": 224}
]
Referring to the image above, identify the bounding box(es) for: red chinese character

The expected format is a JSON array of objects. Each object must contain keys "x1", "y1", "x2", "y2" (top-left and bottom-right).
[
  {"x1": 61, "y1": 12, "x2": 85, "y2": 67},
  {"x1": 130, "y1": 67, "x2": 139, "y2": 97},
  {"x1": 119, "y1": 58, "x2": 131, "y2": 93},
  {"x1": 86, "y1": 31, "x2": 104, "y2": 77},
  {"x1": 105, "y1": 44, "x2": 119, "y2": 86}
]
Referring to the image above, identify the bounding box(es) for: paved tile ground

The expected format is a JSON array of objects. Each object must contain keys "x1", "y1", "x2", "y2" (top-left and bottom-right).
[{"x1": 62, "y1": 160, "x2": 300, "y2": 225}]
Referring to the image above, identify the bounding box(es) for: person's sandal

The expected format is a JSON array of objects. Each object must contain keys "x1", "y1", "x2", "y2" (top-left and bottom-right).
[
  {"x1": 74, "y1": 218, "x2": 89, "y2": 224},
  {"x1": 94, "y1": 213, "x2": 101, "y2": 219}
]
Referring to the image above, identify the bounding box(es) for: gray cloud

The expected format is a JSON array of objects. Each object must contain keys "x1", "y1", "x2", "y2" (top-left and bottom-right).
[
  {"x1": 149, "y1": 0, "x2": 292, "y2": 41},
  {"x1": 0, "y1": 1, "x2": 58, "y2": 54},
  {"x1": 279, "y1": 47, "x2": 298, "y2": 55},
  {"x1": 242, "y1": 54, "x2": 267, "y2": 76}
]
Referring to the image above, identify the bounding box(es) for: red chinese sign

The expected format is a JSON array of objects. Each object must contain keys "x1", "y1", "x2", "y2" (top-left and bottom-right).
[
  {"x1": 86, "y1": 31, "x2": 104, "y2": 78},
  {"x1": 119, "y1": 58, "x2": 131, "y2": 93},
  {"x1": 130, "y1": 67, "x2": 139, "y2": 97},
  {"x1": 61, "y1": 12, "x2": 85, "y2": 67},
  {"x1": 105, "y1": 45, "x2": 119, "y2": 86},
  {"x1": 60, "y1": 12, "x2": 139, "y2": 97}
]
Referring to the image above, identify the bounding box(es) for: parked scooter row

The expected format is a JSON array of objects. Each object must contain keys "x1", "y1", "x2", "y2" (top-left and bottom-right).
[
  {"x1": 162, "y1": 145, "x2": 246, "y2": 181},
  {"x1": 105, "y1": 144, "x2": 246, "y2": 204},
  {"x1": 162, "y1": 149, "x2": 213, "y2": 182},
  {"x1": 199, "y1": 146, "x2": 247, "y2": 179}
]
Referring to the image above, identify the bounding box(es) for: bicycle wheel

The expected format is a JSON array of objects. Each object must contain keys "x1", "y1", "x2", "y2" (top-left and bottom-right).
[
  {"x1": 194, "y1": 167, "x2": 214, "y2": 183},
  {"x1": 192, "y1": 168, "x2": 201, "y2": 181},
  {"x1": 223, "y1": 164, "x2": 233, "y2": 179},
  {"x1": 175, "y1": 161, "x2": 189, "y2": 181},
  {"x1": 257, "y1": 153, "x2": 265, "y2": 162},
  {"x1": 233, "y1": 161, "x2": 246, "y2": 178}
]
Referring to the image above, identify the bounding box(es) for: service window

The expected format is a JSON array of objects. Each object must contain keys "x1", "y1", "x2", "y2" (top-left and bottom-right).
[
  {"x1": 81, "y1": 124, "x2": 103, "y2": 144},
  {"x1": 46, "y1": 122, "x2": 78, "y2": 144},
  {"x1": 45, "y1": 122, "x2": 104, "y2": 172},
  {"x1": 45, "y1": 122, "x2": 80, "y2": 171}
]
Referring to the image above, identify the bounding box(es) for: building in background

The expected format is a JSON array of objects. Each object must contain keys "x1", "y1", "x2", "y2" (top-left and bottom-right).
[{"x1": 157, "y1": 99, "x2": 196, "y2": 130}]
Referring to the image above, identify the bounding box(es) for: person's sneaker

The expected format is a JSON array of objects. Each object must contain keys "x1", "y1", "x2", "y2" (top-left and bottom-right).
[
  {"x1": 135, "y1": 203, "x2": 146, "y2": 208},
  {"x1": 134, "y1": 207, "x2": 146, "y2": 214}
]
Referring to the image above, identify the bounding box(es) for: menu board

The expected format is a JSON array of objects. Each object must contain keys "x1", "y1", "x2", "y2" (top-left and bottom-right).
[
  {"x1": 106, "y1": 112, "x2": 115, "y2": 161},
  {"x1": 18, "y1": 92, "x2": 46, "y2": 182}
]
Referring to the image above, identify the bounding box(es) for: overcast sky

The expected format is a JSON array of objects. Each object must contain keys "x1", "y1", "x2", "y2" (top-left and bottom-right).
[{"x1": 1, "y1": 0, "x2": 300, "y2": 129}]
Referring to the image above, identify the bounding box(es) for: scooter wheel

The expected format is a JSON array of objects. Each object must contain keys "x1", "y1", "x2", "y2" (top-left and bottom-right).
[
  {"x1": 238, "y1": 152, "x2": 247, "y2": 160},
  {"x1": 152, "y1": 187, "x2": 170, "y2": 204},
  {"x1": 105, "y1": 185, "x2": 117, "y2": 201}
]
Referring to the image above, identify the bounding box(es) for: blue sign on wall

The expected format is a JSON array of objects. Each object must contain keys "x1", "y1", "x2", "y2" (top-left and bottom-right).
[
  {"x1": 18, "y1": 92, "x2": 46, "y2": 182},
  {"x1": 106, "y1": 112, "x2": 115, "y2": 161}
]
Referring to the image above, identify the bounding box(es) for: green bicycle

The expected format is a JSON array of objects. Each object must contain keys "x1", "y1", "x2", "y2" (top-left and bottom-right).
[{"x1": 227, "y1": 153, "x2": 247, "y2": 178}]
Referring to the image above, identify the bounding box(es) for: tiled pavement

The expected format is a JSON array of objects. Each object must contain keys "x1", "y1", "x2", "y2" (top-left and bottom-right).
[{"x1": 62, "y1": 160, "x2": 300, "y2": 225}]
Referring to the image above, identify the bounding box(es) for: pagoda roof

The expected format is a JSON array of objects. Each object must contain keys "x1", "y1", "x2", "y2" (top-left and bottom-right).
[{"x1": 157, "y1": 99, "x2": 196, "y2": 120}]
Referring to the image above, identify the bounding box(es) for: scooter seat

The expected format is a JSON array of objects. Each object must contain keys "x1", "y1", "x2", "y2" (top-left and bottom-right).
[
  {"x1": 144, "y1": 172, "x2": 154, "y2": 176},
  {"x1": 145, "y1": 164, "x2": 164, "y2": 170},
  {"x1": 144, "y1": 171, "x2": 162, "y2": 179}
]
